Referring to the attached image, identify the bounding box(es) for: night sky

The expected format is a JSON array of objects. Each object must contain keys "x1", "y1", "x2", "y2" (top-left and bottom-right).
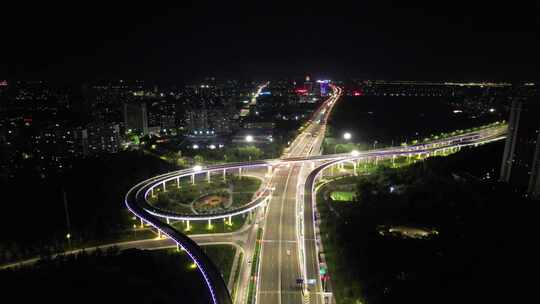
[{"x1": 1, "y1": 1, "x2": 538, "y2": 81}]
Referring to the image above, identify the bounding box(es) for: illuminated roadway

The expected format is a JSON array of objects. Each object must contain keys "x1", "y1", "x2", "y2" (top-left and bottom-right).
[
  {"x1": 122, "y1": 85, "x2": 344, "y2": 304},
  {"x1": 256, "y1": 86, "x2": 341, "y2": 304}
]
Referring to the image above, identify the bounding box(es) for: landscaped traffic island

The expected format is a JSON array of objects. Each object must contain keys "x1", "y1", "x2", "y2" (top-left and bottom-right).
[
  {"x1": 145, "y1": 175, "x2": 263, "y2": 234},
  {"x1": 148, "y1": 175, "x2": 262, "y2": 215}
]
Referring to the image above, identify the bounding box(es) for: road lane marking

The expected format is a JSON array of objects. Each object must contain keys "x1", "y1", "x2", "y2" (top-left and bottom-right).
[{"x1": 277, "y1": 166, "x2": 294, "y2": 304}]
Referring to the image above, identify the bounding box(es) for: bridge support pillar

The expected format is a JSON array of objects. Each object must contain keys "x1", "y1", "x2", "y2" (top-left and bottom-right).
[
  {"x1": 186, "y1": 220, "x2": 190, "y2": 231},
  {"x1": 158, "y1": 229, "x2": 161, "y2": 239},
  {"x1": 191, "y1": 174, "x2": 195, "y2": 185},
  {"x1": 140, "y1": 218, "x2": 144, "y2": 228},
  {"x1": 267, "y1": 166, "x2": 272, "y2": 175},
  {"x1": 223, "y1": 169, "x2": 227, "y2": 181},
  {"x1": 392, "y1": 155, "x2": 396, "y2": 167},
  {"x1": 375, "y1": 157, "x2": 379, "y2": 166},
  {"x1": 353, "y1": 162, "x2": 357, "y2": 176},
  {"x1": 163, "y1": 182, "x2": 166, "y2": 192},
  {"x1": 151, "y1": 187, "x2": 155, "y2": 198},
  {"x1": 207, "y1": 171, "x2": 211, "y2": 183},
  {"x1": 239, "y1": 167, "x2": 242, "y2": 178},
  {"x1": 228, "y1": 215, "x2": 232, "y2": 226},
  {"x1": 207, "y1": 219, "x2": 212, "y2": 230},
  {"x1": 176, "y1": 177, "x2": 180, "y2": 188},
  {"x1": 166, "y1": 217, "x2": 170, "y2": 224}
]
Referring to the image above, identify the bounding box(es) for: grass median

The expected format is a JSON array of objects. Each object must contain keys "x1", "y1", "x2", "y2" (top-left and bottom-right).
[{"x1": 246, "y1": 227, "x2": 263, "y2": 304}]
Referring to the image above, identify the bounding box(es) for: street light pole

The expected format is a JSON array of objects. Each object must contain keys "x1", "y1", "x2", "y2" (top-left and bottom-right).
[{"x1": 62, "y1": 189, "x2": 72, "y2": 249}]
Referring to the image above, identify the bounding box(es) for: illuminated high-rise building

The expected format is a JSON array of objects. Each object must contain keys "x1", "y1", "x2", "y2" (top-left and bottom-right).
[
  {"x1": 499, "y1": 85, "x2": 540, "y2": 199},
  {"x1": 84, "y1": 123, "x2": 121, "y2": 155},
  {"x1": 123, "y1": 102, "x2": 148, "y2": 135}
]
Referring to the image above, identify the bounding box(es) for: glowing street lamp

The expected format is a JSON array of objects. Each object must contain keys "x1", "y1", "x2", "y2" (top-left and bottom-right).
[
  {"x1": 245, "y1": 135, "x2": 254, "y2": 142},
  {"x1": 343, "y1": 132, "x2": 352, "y2": 140}
]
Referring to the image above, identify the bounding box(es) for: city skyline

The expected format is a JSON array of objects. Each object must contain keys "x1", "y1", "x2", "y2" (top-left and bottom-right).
[{"x1": 1, "y1": 3, "x2": 538, "y2": 304}]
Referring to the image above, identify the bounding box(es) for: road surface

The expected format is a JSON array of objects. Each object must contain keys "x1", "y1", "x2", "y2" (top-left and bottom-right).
[{"x1": 257, "y1": 86, "x2": 342, "y2": 304}]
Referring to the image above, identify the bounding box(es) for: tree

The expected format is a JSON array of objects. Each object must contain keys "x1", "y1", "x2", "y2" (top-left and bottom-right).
[
  {"x1": 237, "y1": 146, "x2": 262, "y2": 161},
  {"x1": 194, "y1": 155, "x2": 204, "y2": 164}
]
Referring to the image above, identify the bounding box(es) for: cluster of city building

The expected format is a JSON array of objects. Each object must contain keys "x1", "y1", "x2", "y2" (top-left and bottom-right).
[{"x1": 0, "y1": 77, "x2": 320, "y2": 179}]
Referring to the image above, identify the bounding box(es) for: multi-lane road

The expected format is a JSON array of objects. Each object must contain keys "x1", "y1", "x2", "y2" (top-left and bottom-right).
[{"x1": 257, "y1": 86, "x2": 342, "y2": 304}]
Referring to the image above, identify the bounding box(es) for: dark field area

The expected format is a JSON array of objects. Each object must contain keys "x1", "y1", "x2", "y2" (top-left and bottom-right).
[
  {"x1": 0, "y1": 247, "x2": 226, "y2": 304},
  {"x1": 0, "y1": 151, "x2": 176, "y2": 265},
  {"x1": 327, "y1": 95, "x2": 503, "y2": 147},
  {"x1": 318, "y1": 143, "x2": 535, "y2": 304}
]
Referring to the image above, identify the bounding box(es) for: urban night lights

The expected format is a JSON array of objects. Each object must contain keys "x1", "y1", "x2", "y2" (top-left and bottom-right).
[{"x1": 1, "y1": 2, "x2": 537, "y2": 304}]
